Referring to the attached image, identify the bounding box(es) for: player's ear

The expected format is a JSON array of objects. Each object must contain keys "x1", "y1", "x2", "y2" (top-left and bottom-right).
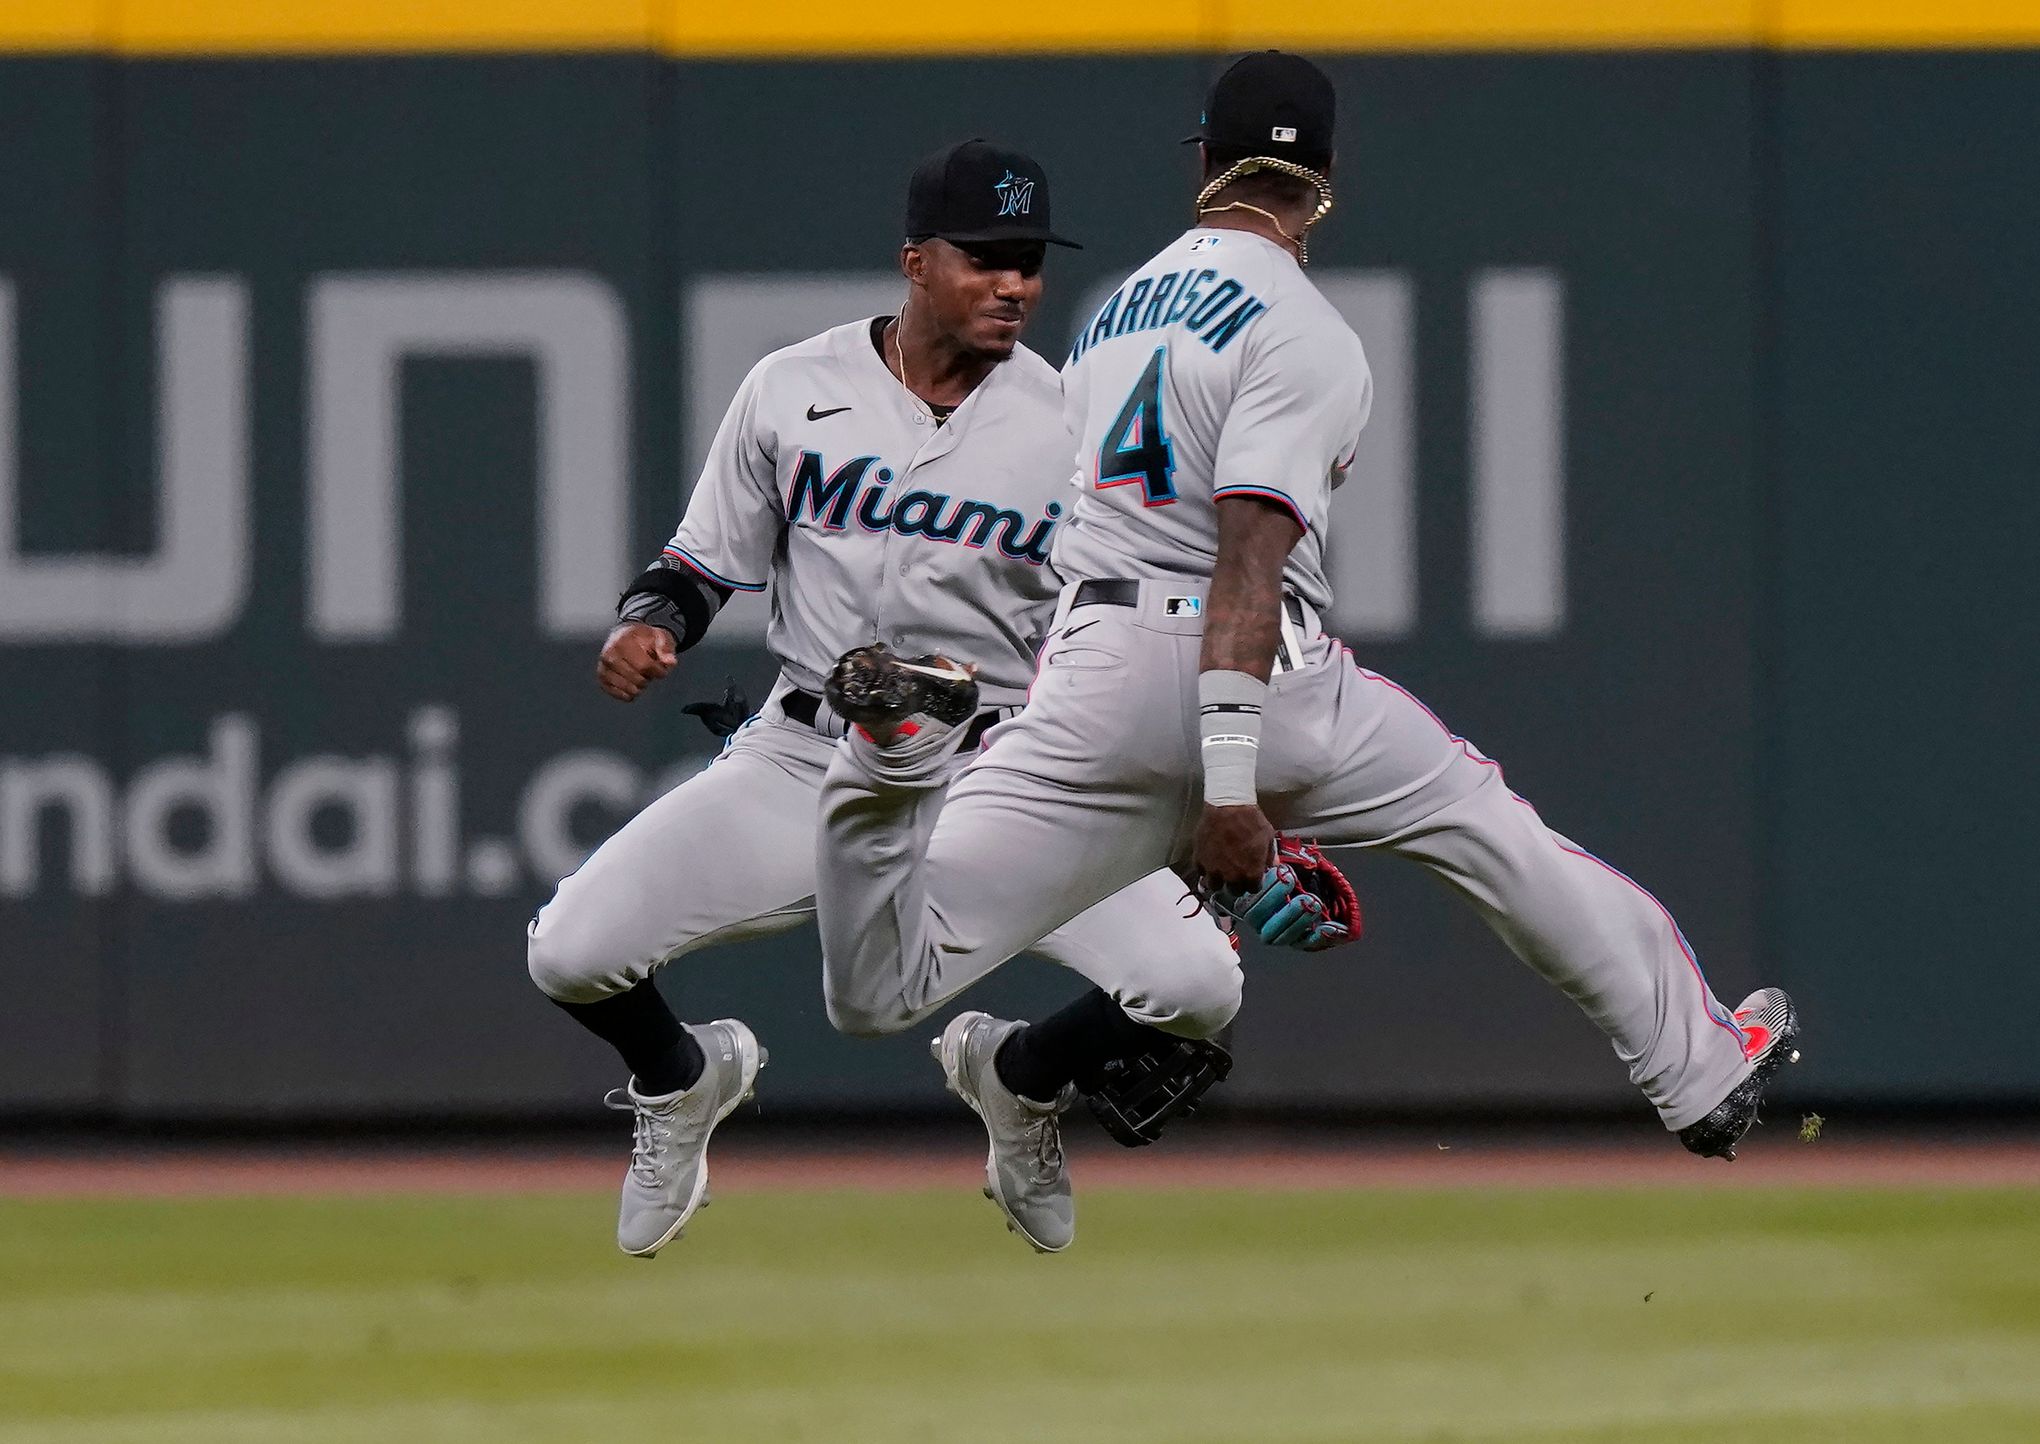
[{"x1": 900, "y1": 242, "x2": 925, "y2": 286}]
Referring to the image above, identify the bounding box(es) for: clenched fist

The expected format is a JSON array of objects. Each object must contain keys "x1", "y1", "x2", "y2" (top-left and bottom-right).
[
  {"x1": 1191, "y1": 802, "x2": 1277, "y2": 891},
  {"x1": 596, "y1": 622, "x2": 678, "y2": 702}
]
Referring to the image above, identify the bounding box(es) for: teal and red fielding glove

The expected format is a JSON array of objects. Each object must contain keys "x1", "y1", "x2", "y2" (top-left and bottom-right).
[{"x1": 1205, "y1": 837, "x2": 1362, "y2": 951}]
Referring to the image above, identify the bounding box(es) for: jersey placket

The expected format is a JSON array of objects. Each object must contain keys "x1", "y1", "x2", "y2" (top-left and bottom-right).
[{"x1": 871, "y1": 373, "x2": 976, "y2": 652}]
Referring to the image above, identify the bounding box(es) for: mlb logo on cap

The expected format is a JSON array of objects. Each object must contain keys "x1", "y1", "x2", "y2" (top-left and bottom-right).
[{"x1": 1182, "y1": 51, "x2": 1336, "y2": 167}]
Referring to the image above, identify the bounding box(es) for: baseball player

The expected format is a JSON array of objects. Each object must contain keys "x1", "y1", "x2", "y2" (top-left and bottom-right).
[
  {"x1": 526, "y1": 140, "x2": 1243, "y2": 1259},
  {"x1": 814, "y1": 51, "x2": 1802, "y2": 1247}
]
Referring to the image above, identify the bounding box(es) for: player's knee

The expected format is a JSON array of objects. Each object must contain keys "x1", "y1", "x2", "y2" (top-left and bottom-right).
[
  {"x1": 1120, "y1": 958, "x2": 1243, "y2": 1040},
  {"x1": 826, "y1": 1007, "x2": 898, "y2": 1039},
  {"x1": 821, "y1": 968, "x2": 923, "y2": 1037},
  {"x1": 526, "y1": 899, "x2": 630, "y2": 1005},
  {"x1": 1204, "y1": 965, "x2": 1247, "y2": 1035},
  {"x1": 1174, "y1": 968, "x2": 1245, "y2": 1038},
  {"x1": 822, "y1": 990, "x2": 914, "y2": 1039}
]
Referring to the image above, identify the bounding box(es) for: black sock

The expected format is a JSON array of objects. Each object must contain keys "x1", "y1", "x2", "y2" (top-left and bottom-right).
[
  {"x1": 993, "y1": 987, "x2": 1172, "y2": 1103},
  {"x1": 553, "y1": 979, "x2": 705, "y2": 1095}
]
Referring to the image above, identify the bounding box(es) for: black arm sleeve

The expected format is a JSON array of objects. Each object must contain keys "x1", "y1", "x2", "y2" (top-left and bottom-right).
[{"x1": 616, "y1": 562, "x2": 733, "y2": 653}]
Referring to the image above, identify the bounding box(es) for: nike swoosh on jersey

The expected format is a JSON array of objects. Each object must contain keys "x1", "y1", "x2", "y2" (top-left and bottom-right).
[{"x1": 806, "y1": 404, "x2": 852, "y2": 421}]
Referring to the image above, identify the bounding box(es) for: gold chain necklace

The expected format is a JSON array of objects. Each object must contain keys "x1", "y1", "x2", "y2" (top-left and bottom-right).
[
  {"x1": 1197, "y1": 200, "x2": 1302, "y2": 258},
  {"x1": 1194, "y1": 155, "x2": 1335, "y2": 266}
]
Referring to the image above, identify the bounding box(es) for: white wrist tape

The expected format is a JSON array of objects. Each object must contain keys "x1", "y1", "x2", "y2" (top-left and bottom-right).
[{"x1": 1198, "y1": 669, "x2": 1267, "y2": 808}]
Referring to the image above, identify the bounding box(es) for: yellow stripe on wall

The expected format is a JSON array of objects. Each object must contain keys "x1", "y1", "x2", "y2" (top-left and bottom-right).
[
  {"x1": 6, "y1": 0, "x2": 2040, "y2": 54},
  {"x1": 4, "y1": 1, "x2": 657, "y2": 52},
  {"x1": 668, "y1": 1, "x2": 1762, "y2": 56},
  {"x1": 6, "y1": 0, "x2": 100, "y2": 49},
  {"x1": 1784, "y1": 0, "x2": 2040, "y2": 45}
]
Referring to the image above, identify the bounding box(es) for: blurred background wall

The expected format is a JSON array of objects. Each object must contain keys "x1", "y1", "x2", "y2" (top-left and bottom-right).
[{"x1": 2, "y1": 4, "x2": 2035, "y2": 1120}]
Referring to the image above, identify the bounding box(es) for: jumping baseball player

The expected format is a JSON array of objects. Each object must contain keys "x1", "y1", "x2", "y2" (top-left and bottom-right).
[
  {"x1": 526, "y1": 140, "x2": 1243, "y2": 1259},
  {"x1": 814, "y1": 52, "x2": 1803, "y2": 1249}
]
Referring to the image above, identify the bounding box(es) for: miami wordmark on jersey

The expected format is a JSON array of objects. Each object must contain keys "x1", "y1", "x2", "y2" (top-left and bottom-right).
[{"x1": 665, "y1": 319, "x2": 1075, "y2": 703}]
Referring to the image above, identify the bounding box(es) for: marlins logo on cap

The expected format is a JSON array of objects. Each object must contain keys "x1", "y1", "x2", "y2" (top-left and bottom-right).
[
  {"x1": 903, "y1": 139, "x2": 1080, "y2": 248},
  {"x1": 994, "y1": 170, "x2": 1035, "y2": 218}
]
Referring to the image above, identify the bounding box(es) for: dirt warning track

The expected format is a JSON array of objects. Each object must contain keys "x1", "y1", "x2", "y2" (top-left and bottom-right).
[{"x1": 4, "y1": 1135, "x2": 2038, "y2": 1198}]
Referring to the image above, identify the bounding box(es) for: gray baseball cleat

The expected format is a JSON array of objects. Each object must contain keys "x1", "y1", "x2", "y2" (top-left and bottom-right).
[
  {"x1": 1679, "y1": 988, "x2": 1801, "y2": 1160},
  {"x1": 932, "y1": 1010, "x2": 1076, "y2": 1254},
  {"x1": 604, "y1": 1018, "x2": 766, "y2": 1258}
]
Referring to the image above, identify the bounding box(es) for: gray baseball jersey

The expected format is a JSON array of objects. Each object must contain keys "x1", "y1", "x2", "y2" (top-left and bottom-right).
[
  {"x1": 528, "y1": 315, "x2": 1242, "y2": 1044},
  {"x1": 1052, "y1": 227, "x2": 1372, "y2": 611},
  {"x1": 663, "y1": 318, "x2": 1071, "y2": 705},
  {"x1": 815, "y1": 230, "x2": 1768, "y2": 1135}
]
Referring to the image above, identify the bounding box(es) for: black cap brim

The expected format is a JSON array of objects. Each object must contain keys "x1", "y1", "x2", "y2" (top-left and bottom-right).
[{"x1": 924, "y1": 227, "x2": 1082, "y2": 250}]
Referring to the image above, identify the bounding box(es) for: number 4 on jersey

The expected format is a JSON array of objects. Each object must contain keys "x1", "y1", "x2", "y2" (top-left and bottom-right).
[{"x1": 1095, "y1": 346, "x2": 1177, "y2": 506}]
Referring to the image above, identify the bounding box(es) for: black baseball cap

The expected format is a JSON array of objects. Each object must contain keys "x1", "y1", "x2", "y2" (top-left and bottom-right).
[
  {"x1": 904, "y1": 139, "x2": 1081, "y2": 250},
  {"x1": 1183, "y1": 51, "x2": 1337, "y2": 168}
]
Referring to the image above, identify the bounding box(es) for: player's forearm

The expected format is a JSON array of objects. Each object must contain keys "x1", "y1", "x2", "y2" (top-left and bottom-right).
[
  {"x1": 616, "y1": 557, "x2": 733, "y2": 652},
  {"x1": 1199, "y1": 496, "x2": 1298, "y2": 680},
  {"x1": 1194, "y1": 496, "x2": 1301, "y2": 815}
]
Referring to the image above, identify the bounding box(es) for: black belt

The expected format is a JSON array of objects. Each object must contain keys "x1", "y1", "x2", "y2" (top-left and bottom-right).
[
  {"x1": 1070, "y1": 578, "x2": 1307, "y2": 627},
  {"x1": 782, "y1": 687, "x2": 1002, "y2": 748},
  {"x1": 1070, "y1": 578, "x2": 1143, "y2": 609}
]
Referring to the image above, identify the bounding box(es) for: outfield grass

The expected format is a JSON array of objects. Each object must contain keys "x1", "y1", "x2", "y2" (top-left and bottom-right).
[{"x1": 2, "y1": 1186, "x2": 2037, "y2": 1443}]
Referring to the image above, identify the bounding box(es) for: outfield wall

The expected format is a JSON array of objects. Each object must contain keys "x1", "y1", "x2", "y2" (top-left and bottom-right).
[{"x1": 2, "y1": 11, "x2": 2036, "y2": 1116}]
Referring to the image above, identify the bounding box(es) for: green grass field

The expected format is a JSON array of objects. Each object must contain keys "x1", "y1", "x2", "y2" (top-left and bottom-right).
[{"x1": 3, "y1": 1186, "x2": 2037, "y2": 1443}]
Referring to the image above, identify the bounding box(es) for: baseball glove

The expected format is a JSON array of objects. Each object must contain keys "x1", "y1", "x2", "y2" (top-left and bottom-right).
[
  {"x1": 1205, "y1": 836, "x2": 1361, "y2": 951},
  {"x1": 1084, "y1": 1033, "x2": 1234, "y2": 1147}
]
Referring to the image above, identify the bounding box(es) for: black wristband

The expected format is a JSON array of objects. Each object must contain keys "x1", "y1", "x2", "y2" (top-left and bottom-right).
[
  {"x1": 617, "y1": 591, "x2": 687, "y2": 646},
  {"x1": 616, "y1": 564, "x2": 730, "y2": 653}
]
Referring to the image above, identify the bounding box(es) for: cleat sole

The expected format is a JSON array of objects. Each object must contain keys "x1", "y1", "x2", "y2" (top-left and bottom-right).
[{"x1": 1678, "y1": 989, "x2": 1802, "y2": 1161}]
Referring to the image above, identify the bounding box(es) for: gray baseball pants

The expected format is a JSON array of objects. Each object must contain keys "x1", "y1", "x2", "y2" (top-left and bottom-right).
[
  {"x1": 527, "y1": 681, "x2": 1242, "y2": 1040},
  {"x1": 817, "y1": 579, "x2": 1756, "y2": 1130}
]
